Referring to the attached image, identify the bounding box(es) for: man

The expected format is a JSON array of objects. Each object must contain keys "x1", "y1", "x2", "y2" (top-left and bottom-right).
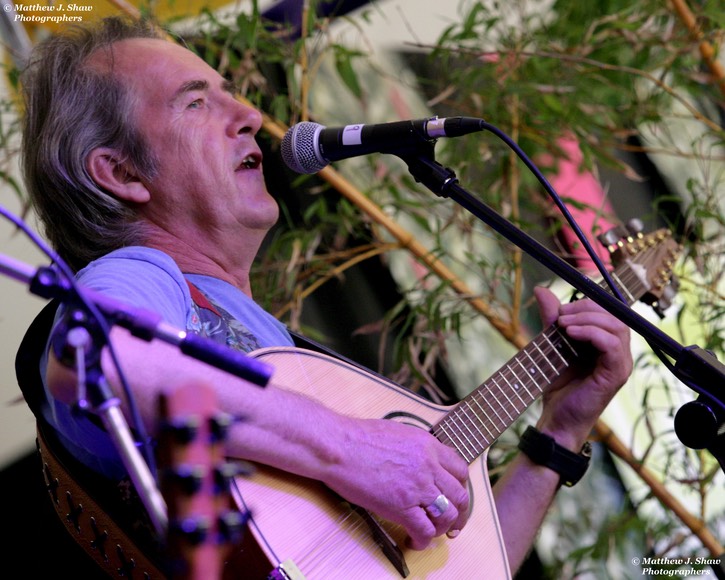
[{"x1": 20, "y1": 16, "x2": 632, "y2": 576}]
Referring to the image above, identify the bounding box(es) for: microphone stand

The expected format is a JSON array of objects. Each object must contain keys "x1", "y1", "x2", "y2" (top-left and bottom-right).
[
  {"x1": 1, "y1": 253, "x2": 275, "y2": 537},
  {"x1": 397, "y1": 145, "x2": 725, "y2": 475}
]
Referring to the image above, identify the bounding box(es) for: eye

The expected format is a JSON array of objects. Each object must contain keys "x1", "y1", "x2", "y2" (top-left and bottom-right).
[{"x1": 187, "y1": 98, "x2": 204, "y2": 110}]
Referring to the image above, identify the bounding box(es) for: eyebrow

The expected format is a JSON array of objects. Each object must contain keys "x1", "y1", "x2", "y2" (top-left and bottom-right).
[{"x1": 171, "y1": 79, "x2": 241, "y2": 103}]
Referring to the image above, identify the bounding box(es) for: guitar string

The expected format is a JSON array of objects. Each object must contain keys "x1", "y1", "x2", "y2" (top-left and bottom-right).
[
  {"x1": 293, "y1": 505, "x2": 400, "y2": 577},
  {"x1": 232, "y1": 240, "x2": 665, "y2": 576},
  {"x1": 253, "y1": 492, "x2": 374, "y2": 575},
  {"x1": 429, "y1": 252, "x2": 651, "y2": 462},
  {"x1": 434, "y1": 325, "x2": 569, "y2": 462},
  {"x1": 437, "y1": 259, "x2": 649, "y2": 462},
  {"x1": 453, "y1": 229, "x2": 674, "y2": 458},
  {"x1": 438, "y1": 322, "x2": 581, "y2": 457},
  {"x1": 436, "y1": 271, "x2": 642, "y2": 461}
]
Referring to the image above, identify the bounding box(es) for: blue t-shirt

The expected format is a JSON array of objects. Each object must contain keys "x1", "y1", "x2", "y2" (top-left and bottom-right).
[{"x1": 41, "y1": 246, "x2": 293, "y2": 480}]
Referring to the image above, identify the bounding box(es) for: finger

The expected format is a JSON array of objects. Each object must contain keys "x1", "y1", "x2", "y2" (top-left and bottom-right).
[
  {"x1": 420, "y1": 493, "x2": 460, "y2": 540},
  {"x1": 405, "y1": 508, "x2": 437, "y2": 550},
  {"x1": 450, "y1": 486, "x2": 470, "y2": 534},
  {"x1": 557, "y1": 309, "x2": 630, "y2": 348},
  {"x1": 437, "y1": 445, "x2": 469, "y2": 484},
  {"x1": 434, "y1": 470, "x2": 470, "y2": 533},
  {"x1": 534, "y1": 286, "x2": 561, "y2": 327}
]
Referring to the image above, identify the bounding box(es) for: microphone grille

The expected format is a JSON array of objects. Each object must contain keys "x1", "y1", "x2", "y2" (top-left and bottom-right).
[{"x1": 281, "y1": 122, "x2": 327, "y2": 174}]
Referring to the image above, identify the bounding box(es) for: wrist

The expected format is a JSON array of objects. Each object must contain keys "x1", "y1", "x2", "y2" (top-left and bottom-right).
[
  {"x1": 535, "y1": 418, "x2": 594, "y2": 454},
  {"x1": 518, "y1": 425, "x2": 592, "y2": 487}
]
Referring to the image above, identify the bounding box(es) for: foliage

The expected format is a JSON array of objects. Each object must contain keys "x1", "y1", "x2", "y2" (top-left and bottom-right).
[
  {"x1": 200, "y1": 1, "x2": 725, "y2": 575},
  {"x1": 2, "y1": 0, "x2": 723, "y2": 577}
]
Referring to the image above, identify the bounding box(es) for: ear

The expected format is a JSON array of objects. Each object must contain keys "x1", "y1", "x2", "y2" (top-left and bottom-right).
[{"x1": 86, "y1": 147, "x2": 151, "y2": 204}]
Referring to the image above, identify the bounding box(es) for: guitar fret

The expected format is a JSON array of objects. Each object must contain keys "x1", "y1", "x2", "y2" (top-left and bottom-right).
[
  {"x1": 541, "y1": 332, "x2": 569, "y2": 368},
  {"x1": 522, "y1": 350, "x2": 550, "y2": 387},
  {"x1": 552, "y1": 328, "x2": 578, "y2": 360},
  {"x1": 490, "y1": 376, "x2": 518, "y2": 430},
  {"x1": 489, "y1": 375, "x2": 516, "y2": 422},
  {"x1": 507, "y1": 360, "x2": 530, "y2": 405},
  {"x1": 457, "y1": 403, "x2": 488, "y2": 456},
  {"x1": 502, "y1": 363, "x2": 529, "y2": 413},
  {"x1": 514, "y1": 357, "x2": 541, "y2": 401},
  {"x1": 438, "y1": 419, "x2": 475, "y2": 462},
  {"x1": 455, "y1": 425, "x2": 478, "y2": 461},
  {"x1": 532, "y1": 340, "x2": 561, "y2": 376},
  {"x1": 484, "y1": 376, "x2": 512, "y2": 428},
  {"x1": 445, "y1": 400, "x2": 490, "y2": 461},
  {"x1": 460, "y1": 400, "x2": 490, "y2": 445},
  {"x1": 489, "y1": 372, "x2": 519, "y2": 434},
  {"x1": 468, "y1": 396, "x2": 499, "y2": 442},
  {"x1": 434, "y1": 421, "x2": 461, "y2": 457}
]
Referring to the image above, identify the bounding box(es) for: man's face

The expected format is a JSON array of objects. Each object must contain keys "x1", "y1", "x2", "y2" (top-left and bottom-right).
[{"x1": 98, "y1": 38, "x2": 278, "y2": 240}]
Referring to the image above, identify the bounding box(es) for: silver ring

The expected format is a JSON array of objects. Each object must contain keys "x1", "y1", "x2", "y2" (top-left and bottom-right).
[{"x1": 425, "y1": 493, "x2": 450, "y2": 518}]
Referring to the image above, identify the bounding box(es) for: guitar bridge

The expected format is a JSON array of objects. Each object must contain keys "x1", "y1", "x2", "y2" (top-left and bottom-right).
[
  {"x1": 268, "y1": 559, "x2": 306, "y2": 580},
  {"x1": 349, "y1": 503, "x2": 410, "y2": 578}
]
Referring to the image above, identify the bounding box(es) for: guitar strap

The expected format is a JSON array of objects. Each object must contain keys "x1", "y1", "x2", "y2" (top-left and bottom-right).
[
  {"x1": 17, "y1": 301, "x2": 167, "y2": 577},
  {"x1": 36, "y1": 420, "x2": 167, "y2": 579},
  {"x1": 19, "y1": 280, "x2": 356, "y2": 580}
]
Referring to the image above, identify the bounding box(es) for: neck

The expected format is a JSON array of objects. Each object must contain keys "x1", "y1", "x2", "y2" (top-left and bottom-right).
[{"x1": 144, "y1": 229, "x2": 259, "y2": 297}]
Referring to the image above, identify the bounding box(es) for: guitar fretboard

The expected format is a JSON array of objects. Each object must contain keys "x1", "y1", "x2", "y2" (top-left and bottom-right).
[{"x1": 431, "y1": 255, "x2": 651, "y2": 464}]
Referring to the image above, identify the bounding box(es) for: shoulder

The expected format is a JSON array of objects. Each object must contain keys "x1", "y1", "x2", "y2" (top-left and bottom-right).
[
  {"x1": 79, "y1": 246, "x2": 183, "y2": 279},
  {"x1": 76, "y1": 247, "x2": 191, "y2": 326}
]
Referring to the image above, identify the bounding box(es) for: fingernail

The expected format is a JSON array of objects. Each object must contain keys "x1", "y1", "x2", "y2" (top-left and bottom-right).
[{"x1": 447, "y1": 529, "x2": 460, "y2": 539}]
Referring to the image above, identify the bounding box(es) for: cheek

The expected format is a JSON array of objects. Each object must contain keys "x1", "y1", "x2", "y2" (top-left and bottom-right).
[{"x1": 159, "y1": 136, "x2": 209, "y2": 178}]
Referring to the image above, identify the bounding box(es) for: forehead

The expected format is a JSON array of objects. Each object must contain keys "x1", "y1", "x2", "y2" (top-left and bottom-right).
[{"x1": 89, "y1": 38, "x2": 218, "y2": 97}]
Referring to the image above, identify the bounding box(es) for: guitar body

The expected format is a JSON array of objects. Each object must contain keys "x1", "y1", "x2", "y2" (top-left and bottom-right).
[
  {"x1": 230, "y1": 346, "x2": 511, "y2": 579},
  {"x1": 227, "y1": 226, "x2": 680, "y2": 578}
]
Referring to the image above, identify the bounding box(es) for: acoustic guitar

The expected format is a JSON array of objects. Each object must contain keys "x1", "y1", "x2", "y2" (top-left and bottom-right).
[{"x1": 231, "y1": 227, "x2": 681, "y2": 579}]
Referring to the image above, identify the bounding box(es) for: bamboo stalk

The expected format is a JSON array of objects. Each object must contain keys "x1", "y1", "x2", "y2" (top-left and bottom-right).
[
  {"x1": 669, "y1": 0, "x2": 725, "y2": 98},
  {"x1": 594, "y1": 419, "x2": 724, "y2": 557},
  {"x1": 256, "y1": 111, "x2": 521, "y2": 342},
  {"x1": 103, "y1": 0, "x2": 724, "y2": 562}
]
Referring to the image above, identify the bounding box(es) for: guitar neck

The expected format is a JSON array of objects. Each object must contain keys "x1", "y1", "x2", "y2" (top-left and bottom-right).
[{"x1": 431, "y1": 257, "x2": 649, "y2": 464}]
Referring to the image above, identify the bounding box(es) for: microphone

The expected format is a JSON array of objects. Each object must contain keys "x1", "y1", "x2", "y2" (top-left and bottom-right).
[{"x1": 281, "y1": 116, "x2": 485, "y2": 174}]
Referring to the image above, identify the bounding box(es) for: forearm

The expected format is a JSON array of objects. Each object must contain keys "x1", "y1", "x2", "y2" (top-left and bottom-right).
[
  {"x1": 47, "y1": 327, "x2": 353, "y2": 483},
  {"x1": 492, "y1": 450, "x2": 562, "y2": 573},
  {"x1": 493, "y1": 419, "x2": 592, "y2": 573}
]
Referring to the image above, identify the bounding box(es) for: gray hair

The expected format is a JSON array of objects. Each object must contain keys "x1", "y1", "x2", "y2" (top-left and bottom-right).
[{"x1": 20, "y1": 16, "x2": 166, "y2": 272}]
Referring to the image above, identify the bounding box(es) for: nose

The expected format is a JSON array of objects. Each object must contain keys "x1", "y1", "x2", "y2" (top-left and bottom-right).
[{"x1": 229, "y1": 96, "x2": 263, "y2": 138}]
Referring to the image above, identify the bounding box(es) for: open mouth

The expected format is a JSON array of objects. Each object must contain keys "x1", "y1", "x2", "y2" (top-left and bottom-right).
[{"x1": 237, "y1": 153, "x2": 261, "y2": 171}]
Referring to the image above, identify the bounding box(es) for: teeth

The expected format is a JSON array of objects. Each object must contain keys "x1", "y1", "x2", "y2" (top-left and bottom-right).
[{"x1": 240, "y1": 155, "x2": 257, "y2": 169}]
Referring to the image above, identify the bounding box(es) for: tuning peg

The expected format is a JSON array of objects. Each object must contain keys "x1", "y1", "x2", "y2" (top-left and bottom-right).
[
  {"x1": 625, "y1": 218, "x2": 644, "y2": 235},
  {"x1": 656, "y1": 280, "x2": 679, "y2": 313},
  {"x1": 217, "y1": 509, "x2": 249, "y2": 543},
  {"x1": 214, "y1": 460, "x2": 255, "y2": 490},
  {"x1": 170, "y1": 515, "x2": 211, "y2": 545},
  {"x1": 209, "y1": 412, "x2": 233, "y2": 443},
  {"x1": 598, "y1": 225, "x2": 629, "y2": 247},
  {"x1": 167, "y1": 464, "x2": 206, "y2": 494},
  {"x1": 161, "y1": 417, "x2": 200, "y2": 445}
]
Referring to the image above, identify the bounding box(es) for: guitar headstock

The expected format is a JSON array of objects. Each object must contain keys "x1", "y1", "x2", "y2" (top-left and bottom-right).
[
  {"x1": 598, "y1": 219, "x2": 683, "y2": 317},
  {"x1": 158, "y1": 382, "x2": 248, "y2": 579}
]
